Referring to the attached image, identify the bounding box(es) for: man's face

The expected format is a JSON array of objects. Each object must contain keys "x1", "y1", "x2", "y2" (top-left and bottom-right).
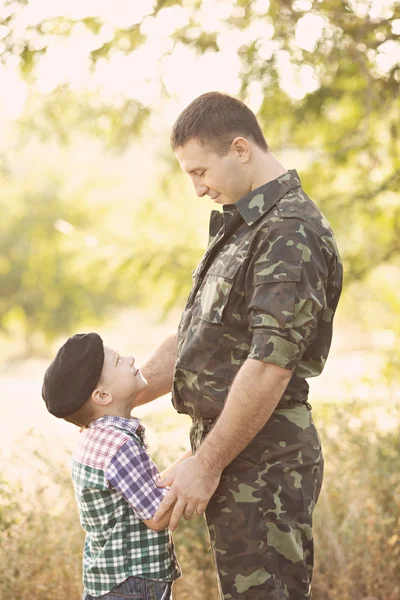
[
  {"x1": 99, "y1": 346, "x2": 147, "y2": 402},
  {"x1": 175, "y1": 138, "x2": 250, "y2": 205}
]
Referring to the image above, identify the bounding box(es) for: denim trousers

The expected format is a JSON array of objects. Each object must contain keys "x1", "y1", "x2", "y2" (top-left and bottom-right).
[{"x1": 82, "y1": 576, "x2": 173, "y2": 600}]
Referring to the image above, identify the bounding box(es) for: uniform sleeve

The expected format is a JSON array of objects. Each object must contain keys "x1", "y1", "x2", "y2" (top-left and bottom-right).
[
  {"x1": 106, "y1": 439, "x2": 167, "y2": 520},
  {"x1": 246, "y1": 219, "x2": 330, "y2": 370}
]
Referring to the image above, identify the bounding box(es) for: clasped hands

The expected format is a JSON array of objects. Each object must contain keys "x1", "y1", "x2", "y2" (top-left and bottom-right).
[{"x1": 154, "y1": 455, "x2": 221, "y2": 531}]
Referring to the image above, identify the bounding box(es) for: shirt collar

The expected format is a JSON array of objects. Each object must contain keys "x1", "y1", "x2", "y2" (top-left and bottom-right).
[
  {"x1": 89, "y1": 415, "x2": 144, "y2": 436},
  {"x1": 233, "y1": 169, "x2": 301, "y2": 226}
]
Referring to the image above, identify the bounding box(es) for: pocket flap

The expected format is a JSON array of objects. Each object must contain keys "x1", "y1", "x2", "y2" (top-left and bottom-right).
[
  {"x1": 207, "y1": 260, "x2": 241, "y2": 280},
  {"x1": 254, "y1": 260, "x2": 302, "y2": 285}
]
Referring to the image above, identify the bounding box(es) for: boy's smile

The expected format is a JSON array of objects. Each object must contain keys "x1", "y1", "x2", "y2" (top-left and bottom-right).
[{"x1": 99, "y1": 346, "x2": 148, "y2": 405}]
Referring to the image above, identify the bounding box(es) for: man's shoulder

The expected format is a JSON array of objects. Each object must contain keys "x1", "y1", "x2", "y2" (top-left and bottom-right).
[
  {"x1": 259, "y1": 187, "x2": 334, "y2": 239},
  {"x1": 251, "y1": 189, "x2": 340, "y2": 265}
]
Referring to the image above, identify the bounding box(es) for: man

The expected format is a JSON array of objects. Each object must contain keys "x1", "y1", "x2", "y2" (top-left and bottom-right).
[{"x1": 135, "y1": 92, "x2": 343, "y2": 599}]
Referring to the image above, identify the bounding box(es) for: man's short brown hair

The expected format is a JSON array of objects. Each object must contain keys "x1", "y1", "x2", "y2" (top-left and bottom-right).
[{"x1": 170, "y1": 91, "x2": 269, "y2": 156}]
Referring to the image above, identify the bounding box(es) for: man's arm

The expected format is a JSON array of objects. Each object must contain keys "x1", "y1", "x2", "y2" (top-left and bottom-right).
[
  {"x1": 196, "y1": 359, "x2": 291, "y2": 473},
  {"x1": 154, "y1": 358, "x2": 291, "y2": 529},
  {"x1": 134, "y1": 333, "x2": 178, "y2": 408}
]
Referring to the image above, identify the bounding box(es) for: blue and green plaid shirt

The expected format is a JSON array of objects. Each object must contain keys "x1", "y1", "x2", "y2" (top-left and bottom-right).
[{"x1": 71, "y1": 415, "x2": 181, "y2": 596}]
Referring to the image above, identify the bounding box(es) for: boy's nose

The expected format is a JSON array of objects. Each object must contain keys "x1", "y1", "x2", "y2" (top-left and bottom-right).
[{"x1": 128, "y1": 356, "x2": 135, "y2": 366}]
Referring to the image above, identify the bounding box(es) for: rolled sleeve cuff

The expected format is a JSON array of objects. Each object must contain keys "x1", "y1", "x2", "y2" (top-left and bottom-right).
[{"x1": 248, "y1": 330, "x2": 301, "y2": 370}]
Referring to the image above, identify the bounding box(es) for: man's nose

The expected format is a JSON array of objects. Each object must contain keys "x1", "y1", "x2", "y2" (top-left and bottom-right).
[
  {"x1": 194, "y1": 182, "x2": 208, "y2": 197},
  {"x1": 126, "y1": 356, "x2": 135, "y2": 366}
]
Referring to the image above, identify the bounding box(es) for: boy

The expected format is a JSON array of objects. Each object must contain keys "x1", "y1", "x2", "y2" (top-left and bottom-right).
[{"x1": 42, "y1": 332, "x2": 183, "y2": 599}]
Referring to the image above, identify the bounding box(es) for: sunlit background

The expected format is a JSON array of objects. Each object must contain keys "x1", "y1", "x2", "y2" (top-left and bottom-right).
[{"x1": 0, "y1": 0, "x2": 399, "y2": 598}]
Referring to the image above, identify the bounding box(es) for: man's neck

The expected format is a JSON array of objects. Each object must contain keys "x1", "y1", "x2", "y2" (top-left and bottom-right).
[{"x1": 250, "y1": 151, "x2": 287, "y2": 192}]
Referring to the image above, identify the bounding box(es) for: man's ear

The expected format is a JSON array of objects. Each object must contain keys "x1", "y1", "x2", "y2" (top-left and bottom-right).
[
  {"x1": 91, "y1": 388, "x2": 113, "y2": 406},
  {"x1": 231, "y1": 137, "x2": 251, "y2": 163}
]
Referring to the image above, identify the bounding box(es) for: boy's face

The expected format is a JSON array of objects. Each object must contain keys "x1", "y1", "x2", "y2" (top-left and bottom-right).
[{"x1": 98, "y1": 346, "x2": 147, "y2": 403}]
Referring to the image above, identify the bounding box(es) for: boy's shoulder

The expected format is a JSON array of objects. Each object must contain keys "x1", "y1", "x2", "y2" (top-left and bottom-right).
[{"x1": 72, "y1": 417, "x2": 144, "y2": 472}]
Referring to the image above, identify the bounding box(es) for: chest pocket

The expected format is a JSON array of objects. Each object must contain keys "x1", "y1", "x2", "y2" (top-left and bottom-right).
[
  {"x1": 250, "y1": 259, "x2": 303, "y2": 329},
  {"x1": 192, "y1": 262, "x2": 240, "y2": 324}
]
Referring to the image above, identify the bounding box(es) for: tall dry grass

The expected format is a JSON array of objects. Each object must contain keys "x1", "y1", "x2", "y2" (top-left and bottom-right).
[
  {"x1": 312, "y1": 401, "x2": 400, "y2": 600},
  {"x1": 0, "y1": 400, "x2": 399, "y2": 600}
]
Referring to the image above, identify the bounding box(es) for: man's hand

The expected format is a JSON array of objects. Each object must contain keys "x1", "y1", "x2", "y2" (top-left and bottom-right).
[{"x1": 154, "y1": 455, "x2": 221, "y2": 531}]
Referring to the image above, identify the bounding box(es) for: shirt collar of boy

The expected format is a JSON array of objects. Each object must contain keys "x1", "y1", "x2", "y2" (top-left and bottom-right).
[{"x1": 89, "y1": 415, "x2": 144, "y2": 438}]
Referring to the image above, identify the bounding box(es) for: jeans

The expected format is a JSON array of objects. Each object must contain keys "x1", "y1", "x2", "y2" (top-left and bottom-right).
[{"x1": 82, "y1": 576, "x2": 173, "y2": 600}]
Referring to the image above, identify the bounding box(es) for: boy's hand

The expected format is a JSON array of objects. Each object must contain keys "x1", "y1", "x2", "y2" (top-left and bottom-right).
[
  {"x1": 158, "y1": 463, "x2": 179, "y2": 480},
  {"x1": 158, "y1": 448, "x2": 192, "y2": 480},
  {"x1": 154, "y1": 455, "x2": 221, "y2": 531}
]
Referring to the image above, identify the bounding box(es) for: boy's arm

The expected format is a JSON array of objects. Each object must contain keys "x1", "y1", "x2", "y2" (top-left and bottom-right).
[
  {"x1": 142, "y1": 502, "x2": 176, "y2": 531},
  {"x1": 106, "y1": 440, "x2": 176, "y2": 531},
  {"x1": 143, "y1": 449, "x2": 193, "y2": 529},
  {"x1": 159, "y1": 448, "x2": 192, "y2": 480},
  {"x1": 134, "y1": 333, "x2": 178, "y2": 408}
]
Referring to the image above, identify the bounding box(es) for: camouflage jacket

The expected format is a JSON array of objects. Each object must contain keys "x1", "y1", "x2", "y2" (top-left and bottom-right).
[{"x1": 172, "y1": 170, "x2": 343, "y2": 419}]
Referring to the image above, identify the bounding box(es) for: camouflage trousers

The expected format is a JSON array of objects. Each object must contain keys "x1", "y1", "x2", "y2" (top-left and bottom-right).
[{"x1": 189, "y1": 405, "x2": 324, "y2": 600}]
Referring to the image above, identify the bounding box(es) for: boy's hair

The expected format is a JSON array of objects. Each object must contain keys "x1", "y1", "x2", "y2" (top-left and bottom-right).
[
  {"x1": 64, "y1": 398, "x2": 97, "y2": 429},
  {"x1": 65, "y1": 373, "x2": 105, "y2": 429},
  {"x1": 170, "y1": 91, "x2": 269, "y2": 156}
]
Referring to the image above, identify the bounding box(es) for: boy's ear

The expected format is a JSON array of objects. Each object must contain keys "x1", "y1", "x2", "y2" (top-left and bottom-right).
[{"x1": 91, "y1": 388, "x2": 113, "y2": 406}]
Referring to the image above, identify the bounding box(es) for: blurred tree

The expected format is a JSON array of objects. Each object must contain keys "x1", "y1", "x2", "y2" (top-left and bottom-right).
[
  {"x1": 115, "y1": 163, "x2": 211, "y2": 317},
  {"x1": 0, "y1": 0, "x2": 400, "y2": 349},
  {"x1": 1, "y1": 0, "x2": 399, "y2": 278},
  {"x1": 0, "y1": 174, "x2": 140, "y2": 354}
]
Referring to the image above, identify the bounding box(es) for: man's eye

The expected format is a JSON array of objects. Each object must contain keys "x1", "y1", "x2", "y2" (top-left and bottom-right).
[{"x1": 198, "y1": 171, "x2": 205, "y2": 176}]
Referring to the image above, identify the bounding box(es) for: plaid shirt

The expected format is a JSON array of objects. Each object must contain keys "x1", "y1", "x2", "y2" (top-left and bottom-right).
[{"x1": 71, "y1": 415, "x2": 181, "y2": 597}]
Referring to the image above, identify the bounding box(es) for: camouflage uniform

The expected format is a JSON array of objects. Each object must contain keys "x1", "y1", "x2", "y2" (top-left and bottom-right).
[{"x1": 172, "y1": 170, "x2": 342, "y2": 599}]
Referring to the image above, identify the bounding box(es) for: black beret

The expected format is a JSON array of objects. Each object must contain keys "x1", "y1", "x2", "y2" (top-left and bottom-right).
[{"x1": 42, "y1": 332, "x2": 104, "y2": 418}]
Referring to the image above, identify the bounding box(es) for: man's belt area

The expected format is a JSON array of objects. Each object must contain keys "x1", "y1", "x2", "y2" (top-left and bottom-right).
[
  {"x1": 190, "y1": 416, "x2": 215, "y2": 434},
  {"x1": 174, "y1": 374, "x2": 312, "y2": 421},
  {"x1": 190, "y1": 398, "x2": 312, "y2": 433}
]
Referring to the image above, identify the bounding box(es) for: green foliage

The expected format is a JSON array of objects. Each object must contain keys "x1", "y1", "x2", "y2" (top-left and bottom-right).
[
  {"x1": 17, "y1": 86, "x2": 150, "y2": 150},
  {"x1": 1, "y1": 0, "x2": 400, "y2": 347},
  {"x1": 0, "y1": 173, "x2": 133, "y2": 352},
  {"x1": 1, "y1": 0, "x2": 399, "y2": 281},
  {"x1": 235, "y1": 0, "x2": 400, "y2": 280},
  {"x1": 116, "y1": 171, "x2": 209, "y2": 318}
]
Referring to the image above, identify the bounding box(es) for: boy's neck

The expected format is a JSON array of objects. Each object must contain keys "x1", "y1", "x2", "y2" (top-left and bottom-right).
[{"x1": 93, "y1": 407, "x2": 133, "y2": 421}]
